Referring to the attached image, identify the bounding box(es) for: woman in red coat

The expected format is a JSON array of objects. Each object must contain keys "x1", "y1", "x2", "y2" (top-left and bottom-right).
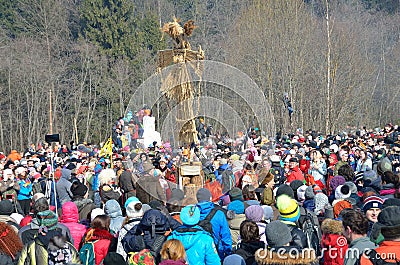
[
  {"x1": 82, "y1": 214, "x2": 114, "y2": 265},
  {"x1": 321, "y1": 218, "x2": 348, "y2": 265}
]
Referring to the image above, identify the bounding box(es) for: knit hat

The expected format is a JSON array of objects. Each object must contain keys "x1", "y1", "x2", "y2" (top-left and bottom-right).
[
  {"x1": 313, "y1": 185, "x2": 322, "y2": 194},
  {"x1": 376, "y1": 206, "x2": 400, "y2": 239},
  {"x1": 276, "y1": 184, "x2": 294, "y2": 199},
  {"x1": 227, "y1": 200, "x2": 245, "y2": 214},
  {"x1": 196, "y1": 188, "x2": 212, "y2": 203},
  {"x1": 335, "y1": 185, "x2": 351, "y2": 200},
  {"x1": 305, "y1": 185, "x2": 315, "y2": 200},
  {"x1": 383, "y1": 198, "x2": 400, "y2": 209},
  {"x1": 70, "y1": 181, "x2": 88, "y2": 198},
  {"x1": 91, "y1": 208, "x2": 105, "y2": 221},
  {"x1": 314, "y1": 193, "x2": 329, "y2": 214},
  {"x1": 276, "y1": 194, "x2": 300, "y2": 222},
  {"x1": 126, "y1": 197, "x2": 143, "y2": 218},
  {"x1": 344, "y1": 181, "x2": 357, "y2": 194},
  {"x1": 377, "y1": 157, "x2": 392, "y2": 176},
  {"x1": 290, "y1": 180, "x2": 304, "y2": 194},
  {"x1": 330, "y1": 176, "x2": 346, "y2": 191},
  {"x1": 296, "y1": 185, "x2": 308, "y2": 202},
  {"x1": 363, "y1": 196, "x2": 384, "y2": 213},
  {"x1": 333, "y1": 200, "x2": 352, "y2": 218},
  {"x1": 180, "y1": 205, "x2": 200, "y2": 226},
  {"x1": 169, "y1": 188, "x2": 185, "y2": 202},
  {"x1": 37, "y1": 210, "x2": 58, "y2": 230},
  {"x1": 245, "y1": 205, "x2": 264, "y2": 222},
  {"x1": 229, "y1": 187, "x2": 243, "y2": 201},
  {"x1": 223, "y1": 254, "x2": 245, "y2": 265},
  {"x1": 10, "y1": 213, "x2": 24, "y2": 224},
  {"x1": 0, "y1": 200, "x2": 14, "y2": 215},
  {"x1": 265, "y1": 220, "x2": 292, "y2": 247},
  {"x1": 363, "y1": 169, "x2": 378, "y2": 182},
  {"x1": 261, "y1": 205, "x2": 274, "y2": 221}
]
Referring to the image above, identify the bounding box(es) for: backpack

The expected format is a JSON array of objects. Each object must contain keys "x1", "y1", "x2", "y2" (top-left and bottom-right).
[
  {"x1": 127, "y1": 249, "x2": 156, "y2": 265},
  {"x1": 365, "y1": 249, "x2": 400, "y2": 265},
  {"x1": 198, "y1": 207, "x2": 219, "y2": 236},
  {"x1": 79, "y1": 241, "x2": 97, "y2": 265},
  {"x1": 299, "y1": 208, "x2": 322, "y2": 256},
  {"x1": 219, "y1": 169, "x2": 235, "y2": 193}
]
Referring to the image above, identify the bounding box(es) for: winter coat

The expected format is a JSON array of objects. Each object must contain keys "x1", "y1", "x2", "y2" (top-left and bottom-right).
[
  {"x1": 380, "y1": 183, "x2": 396, "y2": 199},
  {"x1": 168, "y1": 225, "x2": 220, "y2": 265},
  {"x1": 256, "y1": 247, "x2": 318, "y2": 265},
  {"x1": 83, "y1": 228, "x2": 113, "y2": 265},
  {"x1": 344, "y1": 236, "x2": 376, "y2": 265},
  {"x1": 234, "y1": 241, "x2": 265, "y2": 265},
  {"x1": 104, "y1": 199, "x2": 125, "y2": 235},
  {"x1": 197, "y1": 201, "x2": 232, "y2": 260},
  {"x1": 17, "y1": 179, "x2": 32, "y2": 201},
  {"x1": 73, "y1": 198, "x2": 96, "y2": 222},
  {"x1": 321, "y1": 218, "x2": 348, "y2": 265},
  {"x1": 228, "y1": 214, "x2": 246, "y2": 248},
  {"x1": 309, "y1": 160, "x2": 327, "y2": 185},
  {"x1": 119, "y1": 170, "x2": 136, "y2": 199},
  {"x1": 61, "y1": 201, "x2": 87, "y2": 250},
  {"x1": 17, "y1": 231, "x2": 80, "y2": 265},
  {"x1": 0, "y1": 179, "x2": 20, "y2": 199},
  {"x1": 116, "y1": 218, "x2": 141, "y2": 260},
  {"x1": 56, "y1": 169, "x2": 73, "y2": 205},
  {"x1": 261, "y1": 186, "x2": 274, "y2": 206},
  {"x1": 100, "y1": 184, "x2": 121, "y2": 203},
  {"x1": 18, "y1": 219, "x2": 74, "y2": 246},
  {"x1": 359, "y1": 241, "x2": 400, "y2": 265},
  {"x1": 287, "y1": 167, "x2": 305, "y2": 183},
  {"x1": 136, "y1": 174, "x2": 166, "y2": 204},
  {"x1": 0, "y1": 252, "x2": 20, "y2": 265}
]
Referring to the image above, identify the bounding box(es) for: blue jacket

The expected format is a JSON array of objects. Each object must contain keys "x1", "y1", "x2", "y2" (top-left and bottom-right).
[
  {"x1": 197, "y1": 202, "x2": 232, "y2": 260},
  {"x1": 17, "y1": 179, "x2": 32, "y2": 200},
  {"x1": 104, "y1": 199, "x2": 125, "y2": 235},
  {"x1": 169, "y1": 225, "x2": 220, "y2": 265}
]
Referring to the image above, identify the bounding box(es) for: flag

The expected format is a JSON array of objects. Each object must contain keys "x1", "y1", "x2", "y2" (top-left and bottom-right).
[{"x1": 99, "y1": 136, "x2": 113, "y2": 157}]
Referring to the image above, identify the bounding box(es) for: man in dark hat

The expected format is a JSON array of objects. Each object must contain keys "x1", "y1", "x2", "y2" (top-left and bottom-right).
[{"x1": 360, "y1": 206, "x2": 400, "y2": 264}]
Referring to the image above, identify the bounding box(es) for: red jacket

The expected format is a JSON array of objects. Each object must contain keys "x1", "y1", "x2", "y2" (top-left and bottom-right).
[
  {"x1": 286, "y1": 167, "x2": 305, "y2": 183},
  {"x1": 84, "y1": 228, "x2": 114, "y2": 265},
  {"x1": 321, "y1": 233, "x2": 348, "y2": 265}
]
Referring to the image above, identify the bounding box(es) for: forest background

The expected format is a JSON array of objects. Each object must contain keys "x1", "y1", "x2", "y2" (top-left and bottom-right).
[{"x1": 0, "y1": 0, "x2": 399, "y2": 152}]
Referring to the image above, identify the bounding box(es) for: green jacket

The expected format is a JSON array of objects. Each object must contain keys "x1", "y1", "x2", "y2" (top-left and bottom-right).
[{"x1": 17, "y1": 238, "x2": 81, "y2": 265}]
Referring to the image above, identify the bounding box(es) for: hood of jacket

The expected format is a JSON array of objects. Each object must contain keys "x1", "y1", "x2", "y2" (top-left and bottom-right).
[
  {"x1": 170, "y1": 225, "x2": 211, "y2": 250},
  {"x1": 321, "y1": 218, "x2": 343, "y2": 235},
  {"x1": 104, "y1": 199, "x2": 123, "y2": 218},
  {"x1": 61, "y1": 201, "x2": 79, "y2": 223},
  {"x1": 61, "y1": 168, "x2": 72, "y2": 180},
  {"x1": 197, "y1": 201, "x2": 215, "y2": 219}
]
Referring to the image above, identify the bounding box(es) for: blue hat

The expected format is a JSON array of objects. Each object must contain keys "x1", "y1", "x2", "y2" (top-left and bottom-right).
[
  {"x1": 180, "y1": 205, "x2": 200, "y2": 226},
  {"x1": 124, "y1": 196, "x2": 140, "y2": 209},
  {"x1": 227, "y1": 200, "x2": 245, "y2": 214}
]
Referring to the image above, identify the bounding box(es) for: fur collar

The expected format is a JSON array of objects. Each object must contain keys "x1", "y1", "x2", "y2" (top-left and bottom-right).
[
  {"x1": 256, "y1": 248, "x2": 317, "y2": 265},
  {"x1": 86, "y1": 228, "x2": 113, "y2": 242},
  {"x1": 321, "y1": 218, "x2": 343, "y2": 235}
]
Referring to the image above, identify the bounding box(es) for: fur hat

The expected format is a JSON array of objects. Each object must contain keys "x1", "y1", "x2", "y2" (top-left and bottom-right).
[
  {"x1": 335, "y1": 185, "x2": 351, "y2": 200},
  {"x1": 276, "y1": 194, "x2": 300, "y2": 222},
  {"x1": 98, "y1": 168, "x2": 116, "y2": 186},
  {"x1": 296, "y1": 185, "x2": 308, "y2": 202},
  {"x1": 245, "y1": 205, "x2": 264, "y2": 222},
  {"x1": 321, "y1": 218, "x2": 343, "y2": 235}
]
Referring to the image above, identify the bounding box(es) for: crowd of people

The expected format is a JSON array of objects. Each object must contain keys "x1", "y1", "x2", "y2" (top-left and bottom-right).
[{"x1": 0, "y1": 119, "x2": 399, "y2": 265}]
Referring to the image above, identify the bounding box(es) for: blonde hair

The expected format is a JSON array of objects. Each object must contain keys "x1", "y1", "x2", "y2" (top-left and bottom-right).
[
  {"x1": 98, "y1": 168, "x2": 116, "y2": 186},
  {"x1": 160, "y1": 239, "x2": 186, "y2": 261}
]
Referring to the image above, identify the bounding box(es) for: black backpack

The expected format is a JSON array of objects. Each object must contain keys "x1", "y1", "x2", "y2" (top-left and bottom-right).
[
  {"x1": 198, "y1": 207, "x2": 219, "y2": 236},
  {"x1": 298, "y1": 208, "x2": 322, "y2": 255},
  {"x1": 365, "y1": 249, "x2": 400, "y2": 265}
]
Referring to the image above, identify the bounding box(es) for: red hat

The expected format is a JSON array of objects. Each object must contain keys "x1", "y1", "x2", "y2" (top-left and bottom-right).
[{"x1": 329, "y1": 154, "x2": 338, "y2": 164}]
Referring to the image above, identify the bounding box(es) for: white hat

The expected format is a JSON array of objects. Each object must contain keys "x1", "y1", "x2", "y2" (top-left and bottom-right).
[
  {"x1": 91, "y1": 208, "x2": 105, "y2": 221},
  {"x1": 10, "y1": 213, "x2": 24, "y2": 225}
]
